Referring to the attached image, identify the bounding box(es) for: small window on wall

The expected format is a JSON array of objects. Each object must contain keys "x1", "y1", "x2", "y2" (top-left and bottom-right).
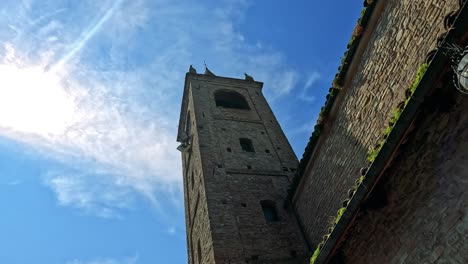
[
  {"x1": 261, "y1": 200, "x2": 279, "y2": 222},
  {"x1": 239, "y1": 138, "x2": 255, "y2": 152},
  {"x1": 185, "y1": 111, "x2": 191, "y2": 135},
  {"x1": 197, "y1": 240, "x2": 202, "y2": 264},
  {"x1": 190, "y1": 241, "x2": 194, "y2": 264},
  {"x1": 214, "y1": 90, "x2": 250, "y2": 110},
  {"x1": 191, "y1": 171, "x2": 194, "y2": 189}
]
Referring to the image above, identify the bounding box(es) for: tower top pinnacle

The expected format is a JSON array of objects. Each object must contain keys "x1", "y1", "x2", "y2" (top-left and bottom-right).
[
  {"x1": 188, "y1": 65, "x2": 197, "y2": 74},
  {"x1": 204, "y1": 67, "x2": 216, "y2": 76}
]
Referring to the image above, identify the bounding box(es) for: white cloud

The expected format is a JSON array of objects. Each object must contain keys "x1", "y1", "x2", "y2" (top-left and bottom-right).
[
  {"x1": 299, "y1": 71, "x2": 321, "y2": 102},
  {"x1": 0, "y1": 0, "x2": 303, "y2": 217},
  {"x1": 44, "y1": 172, "x2": 134, "y2": 218},
  {"x1": 0, "y1": 45, "x2": 180, "y2": 216},
  {"x1": 290, "y1": 119, "x2": 316, "y2": 136},
  {"x1": 66, "y1": 255, "x2": 139, "y2": 264},
  {"x1": 304, "y1": 72, "x2": 321, "y2": 89}
]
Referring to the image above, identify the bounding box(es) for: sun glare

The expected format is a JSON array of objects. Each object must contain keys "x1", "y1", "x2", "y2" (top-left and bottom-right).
[{"x1": 0, "y1": 64, "x2": 76, "y2": 137}]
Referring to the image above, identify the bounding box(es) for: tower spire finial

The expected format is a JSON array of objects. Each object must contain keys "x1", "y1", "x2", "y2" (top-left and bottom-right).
[{"x1": 203, "y1": 60, "x2": 216, "y2": 76}]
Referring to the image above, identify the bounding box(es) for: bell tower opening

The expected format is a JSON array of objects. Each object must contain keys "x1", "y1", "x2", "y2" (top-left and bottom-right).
[{"x1": 214, "y1": 90, "x2": 250, "y2": 109}]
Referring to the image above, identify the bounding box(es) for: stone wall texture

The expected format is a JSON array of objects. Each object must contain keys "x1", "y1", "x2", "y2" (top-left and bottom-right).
[
  {"x1": 341, "y1": 87, "x2": 468, "y2": 263},
  {"x1": 293, "y1": 0, "x2": 460, "y2": 247},
  {"x1": 182, "y1": 87, "x2": 217, "y2": 264},
  {"x1": 181, "y1": 75, "x2": 309, "y2": 264}
]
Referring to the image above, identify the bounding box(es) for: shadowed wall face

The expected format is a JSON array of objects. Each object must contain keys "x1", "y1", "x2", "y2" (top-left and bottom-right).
[
  {"x1": 179, "y1": 74, "x2": 308, "y2": 264},
  {"x1": 293, "y1": 0, "x2": 459, "y2": 247},
  {"x1": 341, "y1": 85, "x2": 468, "y2": 263}
]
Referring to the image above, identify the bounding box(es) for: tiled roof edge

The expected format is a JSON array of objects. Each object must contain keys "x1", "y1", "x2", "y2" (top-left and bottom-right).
[{"x1": 287, "y1": 0, "x2": 379, "y2": 201}]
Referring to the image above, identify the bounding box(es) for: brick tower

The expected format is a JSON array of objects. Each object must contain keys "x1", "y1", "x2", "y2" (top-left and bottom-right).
[{"x1": 177, "y1": 66, "x2": 308, "y2": 264}]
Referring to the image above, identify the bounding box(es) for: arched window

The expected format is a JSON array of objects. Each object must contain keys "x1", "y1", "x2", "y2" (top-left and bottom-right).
[
  {"x1": 261, "y1": 200, "x2": 279, "y2": 222},
  {"x1": 214, "y1": 90, "x2": 250, "y2": 110},
  {"x1": 239, "y1": 138, "x2": 255, "y2": 152}
]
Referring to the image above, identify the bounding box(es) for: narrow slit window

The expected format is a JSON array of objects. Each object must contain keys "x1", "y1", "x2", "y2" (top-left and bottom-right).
[
  {"x1": 239, "y1": 138, "x2": 255, "y2": 152},
  {"x1": 197, "y1": 240, "x2": 202, "y2": 264},
  {"x1": 261, "y1": 200, "x2": 279, "y2": 222},
  {"x1": 191, "y1": 171, "x2": 194, "y2": 189},
  {"x1": 185, "y1": 111, "x2": 191, "y2": 134}
]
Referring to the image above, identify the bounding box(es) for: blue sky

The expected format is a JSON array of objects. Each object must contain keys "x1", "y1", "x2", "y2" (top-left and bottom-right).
[{"x1": 0, "y1": 1, "x2": 362, "y2": 263}]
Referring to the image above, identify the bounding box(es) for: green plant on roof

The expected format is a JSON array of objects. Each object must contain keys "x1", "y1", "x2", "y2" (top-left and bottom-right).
[
  {"x1": 308, "y1": 4, "x2": 381, "y2": 263},
  {"x1": 388, "y1": 108, "x2": 402, "y2": 126},
  {"x1": 309, "y1": 206, "x2": 349, "y2": 264},
  {"x1": 367, "y1": 141, "x2": 383, "y2": 163},
  {"x1": 408, "y1": 63, "x2": 428, "y2": 96},
  {"x1": 310, "y1": 242, "x2": 324, "y2": 264},
  {"x1": 360, "y1": 7, "x2": 367, "y2": 16},
  {"x1": 335, "y1": 207, "x2": 347, "y2": 224},
  {"x1": 367, "y1": 63, "x2": 428, "y2": 163}
]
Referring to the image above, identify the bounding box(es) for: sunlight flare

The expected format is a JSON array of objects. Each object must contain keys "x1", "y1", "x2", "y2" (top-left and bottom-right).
[{"x1": 0, "y1": 64, "x2": 76, "y2": 137}]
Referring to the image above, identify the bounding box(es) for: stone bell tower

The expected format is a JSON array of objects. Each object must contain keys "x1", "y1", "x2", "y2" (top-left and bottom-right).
[{"x1": 177, "y1": 66, "x2": 308, "y2": 264}]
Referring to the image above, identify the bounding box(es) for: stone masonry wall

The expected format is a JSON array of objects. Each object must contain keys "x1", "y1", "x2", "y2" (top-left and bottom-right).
[
  {"x1": 341, "y1": 86, "x2": 468, "y2": 263},
  {"x1": 293, "y1": 0, "x2": 459, "y2": 247},
  {"x1": 183, "y1": 74, "x2": 308, "y2": 264},
  {"x1": 183, "y1": 88, "x2": 216, "y2": 264}
]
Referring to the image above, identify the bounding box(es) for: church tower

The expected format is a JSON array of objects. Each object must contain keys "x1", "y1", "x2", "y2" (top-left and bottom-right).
[{"x1": 177, "y1": 66, "x2": 308, "y2": 264}]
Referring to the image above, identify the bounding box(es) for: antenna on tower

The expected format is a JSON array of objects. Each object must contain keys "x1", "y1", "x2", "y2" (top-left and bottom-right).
[{"x1": 203, "y1": 60, "x2": 208, "y2": 69}]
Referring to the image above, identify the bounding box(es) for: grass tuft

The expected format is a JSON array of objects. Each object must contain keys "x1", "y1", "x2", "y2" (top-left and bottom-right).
[
  {"x1": 335, "y1": 207, "x2": 347, "y2": 224},
  {"x1": 310, "y1": 246, "x2": 321, "y2": 264},
  {"x1": 367, "y1": 63, "x2": 428, "y2": 163}
]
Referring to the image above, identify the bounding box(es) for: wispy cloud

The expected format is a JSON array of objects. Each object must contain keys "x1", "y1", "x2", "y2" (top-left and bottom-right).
[
  {"x1": 0, "y1": 179, "x2": 23, "y2": 186},
  {"x1": 0, "y1": 0, "x2": 303, "y2": 217},
  {"x1": 48, "y1": 0, "x2": 125, "y2": 72},
  {"x1": 44, "y1": 172, "x2": 135, "y2": 218},
  {"x1": 66, "y1": 254, "x2": 139, "y2": 264},
  {"x1": 290, "y1": 119, "x2": 316, "y2": 136},
  {"x1": 299, "y1": 71, "x2": 321, "y2": 102}
]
